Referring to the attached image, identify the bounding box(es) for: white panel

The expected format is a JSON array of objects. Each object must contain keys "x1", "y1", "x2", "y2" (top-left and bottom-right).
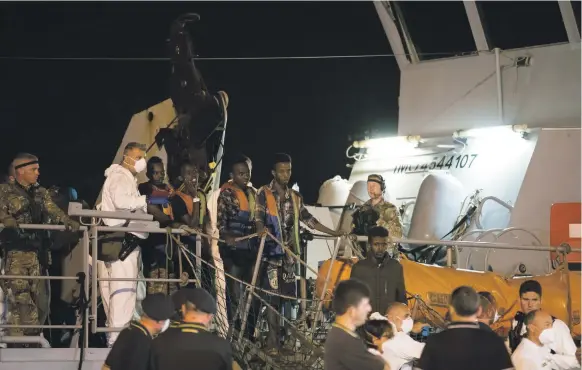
[
  {"x1": 350, "y1": 131, "x2": 538, "y2": 233},
  {"x1": 510, "y1": 129, "x2": 582, "y2": 244},
  {"x1": 570, "y1": 224, "x2": 582, "y2": 239},
  {"x1": 397, "y1": 43, "x2": 581, "y2": 137},
  {"x1": 347, "y1": 127, "x2": 580, "y2": 275}
]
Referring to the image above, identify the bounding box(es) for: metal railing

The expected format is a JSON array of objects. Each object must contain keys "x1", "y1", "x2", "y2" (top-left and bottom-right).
[{"x1": 0, "y1": 213, "x2": 578, "y2": 348}]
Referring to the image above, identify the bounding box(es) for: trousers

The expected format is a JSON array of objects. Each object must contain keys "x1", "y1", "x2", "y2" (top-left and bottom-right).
[
  {"x1": 97, "y1": 247, "x2": 143, "y2": 347},
  {"x1": 145, "y1": 244, "x2": 178, "y2": 296},
  {"x1": 219, "y1": 246, "x2": 257, "y2": 337},
  {"x1": 3, "y1": 250, "x2": 41, "y2": 336}
]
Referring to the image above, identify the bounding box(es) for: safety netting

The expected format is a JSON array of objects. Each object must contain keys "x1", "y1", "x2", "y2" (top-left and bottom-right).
[{"x1": 159, "y1": 229, "x2": 445, "y2": 370}]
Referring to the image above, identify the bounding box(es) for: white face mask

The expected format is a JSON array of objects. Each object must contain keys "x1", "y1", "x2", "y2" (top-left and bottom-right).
[
  {"x1": 160, "y1": 319, "x2": 170, "y2": 333},
  {"x1": 133, "y1": 158, "x2": 147, "y2": 173},
  {"x1": 493, "y1": 311, "x2": 500, "y2": 323},
  {"x1": 539, "y1": 327, "x2": 556, "y2": 345},
  {"x1": 124, "y1": 156, "x2": 147, "y2": 173},
  {"x1": 401, "y1": 317, "x2": 414, "y2": 334}
]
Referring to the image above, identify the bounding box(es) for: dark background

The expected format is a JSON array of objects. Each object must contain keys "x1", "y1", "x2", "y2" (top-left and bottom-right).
[{"x1": 0, "y1": 1, "x2": 578, "y2": 204}]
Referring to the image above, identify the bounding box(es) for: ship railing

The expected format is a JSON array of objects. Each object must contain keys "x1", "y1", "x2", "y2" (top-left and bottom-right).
[{"x1": 0, "y1": 220, "x2": 578, "y2": 349}]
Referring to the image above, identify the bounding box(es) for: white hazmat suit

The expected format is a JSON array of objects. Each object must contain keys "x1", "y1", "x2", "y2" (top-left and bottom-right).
[{"x1": 97, "y1": 163, "x2": 148, "y2": 346}]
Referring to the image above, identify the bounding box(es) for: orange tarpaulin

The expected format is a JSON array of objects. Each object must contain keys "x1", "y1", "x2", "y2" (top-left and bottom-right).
[{"x1": 316, "y1": 258, "x2": 581, "y2": 337}]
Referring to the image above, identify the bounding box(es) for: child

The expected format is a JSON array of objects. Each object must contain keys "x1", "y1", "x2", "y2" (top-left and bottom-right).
[{"x1": 364, "y1": 312, "x2": 395, "y2": 355}]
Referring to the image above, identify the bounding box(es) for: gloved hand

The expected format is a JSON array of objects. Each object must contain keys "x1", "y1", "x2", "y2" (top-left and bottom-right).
[
  {"x1": 64, "y1": 218, "x2": 80, "y2": 232},
  {"x1": 1, "y1": 216, "x2": 18, "y2": 229}
]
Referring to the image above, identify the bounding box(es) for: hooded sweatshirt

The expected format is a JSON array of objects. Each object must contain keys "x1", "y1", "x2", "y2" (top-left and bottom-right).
[{"x1": 98, "y1": 164, "x2": 147, "y2": 227}]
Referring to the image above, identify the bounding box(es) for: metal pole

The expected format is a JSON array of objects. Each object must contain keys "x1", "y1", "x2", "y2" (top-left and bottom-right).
[
  {"x1": 98, "y1": 277, "x2": 198, "y2": 282},
  {"x1": 0, "y1": 275, "x2": 78, "y2": 280},
  {"x1": 446, "y1": 246, "x2": 453, "y2": 267},
  {"x1": 342, "y1": 235, "x2": 578, "y2": 253},
  {"x1": 91, "y1": 225, "x2": 99, "y2": 334},
  {"x1": 237, "y1": 234, "x2": 266, "y2": 343},
  {"x1": 311, "y1": 236, "x2": 341, "y2": 335},
  {"x1": 0, "y1": 324, "x2": 80, "y2": 329},
  {"x1": 82, "y1": 229, "x2": 90, "y2": 348},
  {"x1": 562, "y1": 248, "x2": 573, "y2": 329}
]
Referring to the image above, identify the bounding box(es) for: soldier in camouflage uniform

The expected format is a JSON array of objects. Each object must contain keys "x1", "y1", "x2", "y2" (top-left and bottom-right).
[
  {"x1": 0, "y1": 153, "x2": 79, "y2": 339},
  {"x1": 352, "y1": 174, "x2": 403, "y2": 257}
]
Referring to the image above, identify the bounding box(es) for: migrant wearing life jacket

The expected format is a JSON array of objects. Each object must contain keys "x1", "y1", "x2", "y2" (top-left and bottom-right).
[
  {"x1": 173, "y1": 189, "x2": 207, "y2": 227},
  {"x1": 220, "y1": 183, "x2": 257, "y2": 251},
  {"x1": 148, "y1": 186, "x2": 175, "y2": 219},
  {"x1": 260, "y1": 187, "x2": 300, "y2": 259}
]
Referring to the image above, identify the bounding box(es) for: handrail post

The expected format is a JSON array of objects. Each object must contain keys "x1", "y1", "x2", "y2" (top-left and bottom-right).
[
  {"x1": 311, "y1": 236, "x2": 342, "y2": 337},
  {"x1": 82, "y1": 229, "x2": 90, "y2": 348},
  {"x1": 237, "y1": 234, "x2": 266, "y2": 343},
  {"x1": 90, "y1": 224, "x2": 99, "y2": 334}
]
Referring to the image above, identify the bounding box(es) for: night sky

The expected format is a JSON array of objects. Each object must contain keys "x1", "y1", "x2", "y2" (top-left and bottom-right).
[{"x1": 0, "y1": 1, "x2": 579, "y2": 204}]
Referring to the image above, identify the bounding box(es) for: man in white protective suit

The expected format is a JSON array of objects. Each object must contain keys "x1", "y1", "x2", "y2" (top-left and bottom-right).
[
  {"x1": 512, "y1": 309, "x2": 580, "y2": 370},
  {"x1": 97, "y1": 142, "x2": 151, "y2": 347}
]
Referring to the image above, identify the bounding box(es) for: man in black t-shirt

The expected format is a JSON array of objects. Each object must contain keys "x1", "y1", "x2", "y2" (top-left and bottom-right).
[
  {"x1": 416, "y1": 286, "x2": 514, "y2": 370},
  {"x1": 324, "y1": 279, "x2": 388, "y2": 370},
  {"x1": 103, "y1": 294, "x2": 175, "y2": 370}
]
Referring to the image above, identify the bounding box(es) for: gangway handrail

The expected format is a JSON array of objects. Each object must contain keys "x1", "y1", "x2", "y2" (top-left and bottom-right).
[
  {"x1": 311, "y1": 233, "x2": 579, "y2": 253},
  {"x1": 475, "y1": 196, "x2": 513, "y2": 230},
  {"x1": 0, "y1": 220, "x2": 578, "y2": 348}
]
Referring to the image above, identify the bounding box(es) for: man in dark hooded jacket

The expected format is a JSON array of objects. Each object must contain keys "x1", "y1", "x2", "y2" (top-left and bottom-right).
[{"x1": 350, "y1": 226, "x2": 406, "y2": 314}]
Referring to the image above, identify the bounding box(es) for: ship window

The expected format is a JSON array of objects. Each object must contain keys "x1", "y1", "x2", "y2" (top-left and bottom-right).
[
  {"x1": 396, "y1": 1, "x2": 477, "y2": 61},
  {"x1": 478, "y1": 1, "x2": 569, "y2": 49}
]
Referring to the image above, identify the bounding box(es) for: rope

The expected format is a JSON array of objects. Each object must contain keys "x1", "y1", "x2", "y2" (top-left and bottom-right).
[
  {"x1": 170, "y1": 234, "x2": 328, "y2": 302},
  {"x1": 177, "y1": 225, "x2": 320, "y2": 278},
  {"x1": 0, "y1": 51, "x2": 479, "y2": 62}
]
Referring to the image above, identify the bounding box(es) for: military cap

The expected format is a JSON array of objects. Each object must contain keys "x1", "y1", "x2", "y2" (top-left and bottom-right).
[
  {"x1": 142, "y1": 293, "x2": 175, "y2": 321},
  {"x1": 179, "y1": 288, "x2": 217, "y2": 314}
]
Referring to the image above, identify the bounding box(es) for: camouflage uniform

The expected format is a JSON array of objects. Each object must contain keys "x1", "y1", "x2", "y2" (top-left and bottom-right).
[
  {"x1": 358, "y1": 199, "x2": 403, "y2": 256},
  {"x1": 0, "y1": 182, "x2": 70, "y2": 336}
]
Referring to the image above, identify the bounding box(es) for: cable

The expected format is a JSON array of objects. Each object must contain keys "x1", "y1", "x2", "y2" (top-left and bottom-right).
[{"x1": 0, "y1": 51, "x2": 479, "y2": 62}]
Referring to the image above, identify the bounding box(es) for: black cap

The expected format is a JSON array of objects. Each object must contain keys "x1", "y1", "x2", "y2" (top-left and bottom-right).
[
  {"x1": 142, "y1": 293, "x2": 175, "y2": 321},
  {"x1": 179, "y1": 288, "x2": 216, "y2": 315}
]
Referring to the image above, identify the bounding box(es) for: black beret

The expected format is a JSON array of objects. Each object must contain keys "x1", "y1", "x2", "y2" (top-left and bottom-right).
[
  {"x1": 179, "y1": 288, "x2": 216, "y2": 315},
  {"x1": 171, "y1": 289, "x2": 187, "y2": 308},
  {"x1": 142, "y1": 293, "x2": 175, "y2": 321}
]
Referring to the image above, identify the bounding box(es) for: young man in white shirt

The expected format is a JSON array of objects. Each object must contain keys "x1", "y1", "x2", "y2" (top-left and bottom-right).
[
  {"x1": 383, "y1": 302, "x2": 425, "y2": 370},
  {"x1": 512, "y1": 309, "x2": 580, "y2": 370},
  {"x1": 508, "y1": 279, "x2": 578, "y2": 368}
]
